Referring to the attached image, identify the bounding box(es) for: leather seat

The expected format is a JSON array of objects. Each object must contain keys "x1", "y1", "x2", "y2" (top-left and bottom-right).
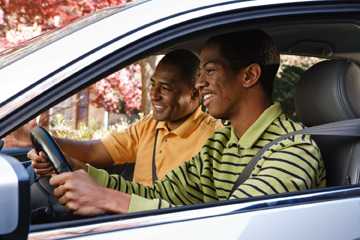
[{"x1": 295, "y1": 60, "x2": 360, "y2": 186}]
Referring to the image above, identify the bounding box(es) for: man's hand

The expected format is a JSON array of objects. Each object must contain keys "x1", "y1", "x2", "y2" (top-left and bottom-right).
[
  {"x1": 28, "y1": 149, "x2": 55, "y2": 176},
  {"x1": 49, "y1": 170, "x2": 131, "y2": 216},
  {"x1": 3, "y1": 119, "x2": 36, "y2": 148}
]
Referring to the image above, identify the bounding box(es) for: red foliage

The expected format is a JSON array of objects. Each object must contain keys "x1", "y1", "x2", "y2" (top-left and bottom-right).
[
  {"x1": 0, "y1": 0, "x2": 143, "y2": 114},
  {"x1": 0, "y1": 0, "x2": 127, "y2": 30},
  {"x1": 91, "y1": 64, "x2": 142, "y2": 114}
]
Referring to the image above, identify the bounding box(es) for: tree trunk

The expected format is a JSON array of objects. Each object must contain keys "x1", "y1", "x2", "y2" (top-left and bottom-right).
[
  {"x1": 75, "y1": 88, "x2": 89, "y2": 129},
  {"x1": 139, "y1": 56, "x2": 158, "y2": 114}
]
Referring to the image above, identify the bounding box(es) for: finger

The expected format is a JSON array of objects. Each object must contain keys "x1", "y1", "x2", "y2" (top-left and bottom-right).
[
  {"x1": 58, "y1": 192, "x2": 76, "y2": 206},
  {"x1": 49, "y1": 172, "x2": 72, "y2": 186},
  {"x1": 38, "y1": 151, "x2": 48, "y2": 160},
  {"x1": 54, "y1": 185, "x2": 67, "y2": 199},
  {"x1": 32, "y1": 161, "x2": 52, "y2": 169},
  {"x1": 34, "y1": 167, "x2": 55, "y2": 176},
  {"x1": 28, "y1": 150, "x2": 48, "y2": 163},
  {"x1": 27, "y1": 149, "x2": 38, "y2": 160},
  {"x1": 65, "y1": 201, "x2": 79, "y2": 212}
]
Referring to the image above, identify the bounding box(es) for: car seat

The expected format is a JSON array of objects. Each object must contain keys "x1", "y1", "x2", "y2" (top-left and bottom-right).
[{"x1": 295, "y1": 60, "x2": 360, "y2": 186}]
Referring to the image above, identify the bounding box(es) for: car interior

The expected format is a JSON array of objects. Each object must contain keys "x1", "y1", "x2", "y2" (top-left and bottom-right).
[{"x1": 2, "y1": 11, "x2": 360, "y2": 233}]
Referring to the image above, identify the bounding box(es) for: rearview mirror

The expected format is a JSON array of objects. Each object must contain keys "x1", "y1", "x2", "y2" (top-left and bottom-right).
[{"x1": 0, "y1": 154, "x2": 30, "y2": 240}]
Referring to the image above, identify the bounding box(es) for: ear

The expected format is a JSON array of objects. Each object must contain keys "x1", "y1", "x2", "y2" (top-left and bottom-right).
[{"x1": 240, "y1": 63, "x2": 261, "y2": 88}]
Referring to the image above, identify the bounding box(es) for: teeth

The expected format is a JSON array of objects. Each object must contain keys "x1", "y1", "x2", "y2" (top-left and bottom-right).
[
  {"x1": 203, "y1": 94, "x2": 213, "y2": 100},
  {"x1": 154, "y1": 105, "x2": 164, "y2": 110}
]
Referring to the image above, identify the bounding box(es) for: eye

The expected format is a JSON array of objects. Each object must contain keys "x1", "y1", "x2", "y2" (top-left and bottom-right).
[
  {"x1": 149, "y1": 79, "x2": 156, "y2": 88},
  {"x1": 205, "y1": 68, "x2": 215, "y2": 76},
  {"x1": 161, "y1": 86, "x2": 172, "y2": 92}
]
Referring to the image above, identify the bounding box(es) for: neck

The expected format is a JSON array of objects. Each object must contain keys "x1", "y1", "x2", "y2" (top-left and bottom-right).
[
  {"x1": 166, "y1": 106, "x2": 198, "y2": 130},
  {"x1": 230, "y1": 91, "x2": 271, "y2": 138}
]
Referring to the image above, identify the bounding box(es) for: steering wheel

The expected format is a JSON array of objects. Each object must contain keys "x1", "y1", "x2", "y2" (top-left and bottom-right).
[
  {"x1": 30, "y1": 126, "x2": 72, "y2": 173},
  {"x1": 30, "y1": 126, "x2": 73, "y2": 223}
]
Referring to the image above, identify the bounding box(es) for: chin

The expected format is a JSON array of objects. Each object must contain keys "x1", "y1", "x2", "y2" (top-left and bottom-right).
[
  {"x1": 208, "y1": 110, "x2": 222, "y2": 119},
  {"x1": 208, "y1": 108, "x2": 228, "y2": 120},
  {"x1": 153, "y1": 113, "x2": 167, "y2": 121}
]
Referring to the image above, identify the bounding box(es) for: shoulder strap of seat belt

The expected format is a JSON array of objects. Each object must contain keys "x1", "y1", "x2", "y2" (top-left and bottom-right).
[
  {"x1": 230, "y1": 118, "x2": 360, "y2": 195},
  {"x1": 152, "y1": 124, "x2": 160, "y2": 184}
]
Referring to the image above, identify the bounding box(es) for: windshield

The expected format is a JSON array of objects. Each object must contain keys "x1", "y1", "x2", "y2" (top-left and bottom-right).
[{"x1": 0, "y1": 2, "x2": 139, "y2": 69}]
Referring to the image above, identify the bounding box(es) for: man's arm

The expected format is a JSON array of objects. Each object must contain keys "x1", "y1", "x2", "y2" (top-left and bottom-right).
[
  {"x1": 49, "y1": 151, "x2": 207, "y2": 215},
  {"x1": 229, "y1": 140, "x2": 325, "y2": 199},
  {"x1": 28, "y1": 138, "x2": 113, "y2": 175},
  {"x1": 87, "y1": 151, "x2": 209, "y2": 212},
  {"x1": 31, "y1": 119, "x2": 143, "y2": 174},
  {"x1": 54, "y1": 138, "x2": 113, "y2": 168}
]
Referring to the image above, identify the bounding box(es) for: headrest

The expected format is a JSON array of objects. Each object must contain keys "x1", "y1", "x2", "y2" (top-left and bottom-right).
[{"x1": 295, "y1": 60, "x2": 360, "y2": 126}]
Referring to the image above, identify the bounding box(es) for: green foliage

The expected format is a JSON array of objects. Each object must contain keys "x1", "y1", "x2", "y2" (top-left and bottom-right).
[
  {"x1": 49, "y1": 113, "x2": 131, "y2": 140},
  {"x1": 273, "y1": 55, "x2": 324, "y2": 119},
  {"x1": 273, "y1": 65, "x2": 305, "y2": 119}
]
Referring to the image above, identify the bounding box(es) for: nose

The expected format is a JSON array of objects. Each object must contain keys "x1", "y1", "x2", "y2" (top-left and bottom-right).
[
  {"x1": 195, "y1": 70, "x2": 208, "y2": 91},
  {"x1": 150, "y1": 84, "x2": 161, "y2": 101}
]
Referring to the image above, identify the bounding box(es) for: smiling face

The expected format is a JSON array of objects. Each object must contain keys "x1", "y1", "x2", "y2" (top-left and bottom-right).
[
  {"x1": 150, "y1": 62, "x2": 197, "y2": 128},
  {"x1": 196, "y1": 44, "x2": 246, "y2": 120}
]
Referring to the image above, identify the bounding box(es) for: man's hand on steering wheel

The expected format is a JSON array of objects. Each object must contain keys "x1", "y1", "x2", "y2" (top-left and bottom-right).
[
  {"x1": 28, "y1": 149, "x2": 56, "y2": 177},
  {"x1": 28, "y1": 126, "x2": 131, "y2": 216},
  {"x1": 50, "y1": 169, "x2": 131, "y2": 215}
]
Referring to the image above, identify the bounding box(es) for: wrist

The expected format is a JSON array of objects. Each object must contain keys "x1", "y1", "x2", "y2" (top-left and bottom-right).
[{"x1": 101, "y1": 188, "x2": 131, "y2": 214}]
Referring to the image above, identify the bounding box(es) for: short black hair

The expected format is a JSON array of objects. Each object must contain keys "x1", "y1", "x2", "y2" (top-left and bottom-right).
[
  {"x1": 159, "y1": 49, "x2": 200, "y2": 87},
  {"x1": 205, "y1": 29, "x2": 280, "y2": 97}
]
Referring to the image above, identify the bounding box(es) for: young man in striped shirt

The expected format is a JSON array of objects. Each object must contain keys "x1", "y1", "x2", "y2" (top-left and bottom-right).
[{"x1": 50, "y1": 29, "x2": 326, "y2": 215}]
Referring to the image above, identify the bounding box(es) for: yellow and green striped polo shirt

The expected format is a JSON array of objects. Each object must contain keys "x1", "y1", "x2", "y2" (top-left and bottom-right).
[{"x1": 88, "y1": 103, "x2": 326, "y2": 212}]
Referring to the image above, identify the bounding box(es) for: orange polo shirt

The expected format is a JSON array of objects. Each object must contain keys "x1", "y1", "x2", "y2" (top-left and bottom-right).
[{"x1": 101, "y1": 107, "x2": 221, "y2": 186}]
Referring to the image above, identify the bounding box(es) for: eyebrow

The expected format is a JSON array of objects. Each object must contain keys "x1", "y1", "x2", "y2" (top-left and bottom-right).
[
  {"x1": 150, "y1": 78, "x2": 174, "y2": 87},
  {"x1": 201, "y1": 59, "x2": 225, "y2": 68}
]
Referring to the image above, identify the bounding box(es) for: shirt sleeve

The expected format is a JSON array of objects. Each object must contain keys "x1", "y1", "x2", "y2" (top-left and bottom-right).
[
  {"x1": 100, "y1": 120, "x2": 142, "y2": 164},
  {"x1": 87, "y1": 150, "x2": 208, "y2": 212},
  {"x1": 230, "y1": 139, "x2": 325, "y2": 199}
]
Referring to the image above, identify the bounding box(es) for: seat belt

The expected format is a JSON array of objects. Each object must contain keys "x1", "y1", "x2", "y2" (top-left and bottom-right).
[{"x1": 230, "y1": 118, "x2": 360, "y2": 195}]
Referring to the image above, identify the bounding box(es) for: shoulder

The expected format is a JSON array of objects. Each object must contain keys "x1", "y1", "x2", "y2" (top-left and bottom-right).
[
  {"x1": 128, "y1": 114, "x2": 158, "y2": 132},
  {"x1": 198, "y1": 126, "x2": 231, "y2": 155},
  {"x1": 207, "y1": 126, "x2": 231, "y2": 143},
  {"x1": 198, "y1": 111, "x2": 223, "y2": 130},
  {"x1": 268, "y1": 115, "x2": 320, "y2": 153},
  {"x1": 269, "y1": 114, "x2": 305, "y2": 135}
]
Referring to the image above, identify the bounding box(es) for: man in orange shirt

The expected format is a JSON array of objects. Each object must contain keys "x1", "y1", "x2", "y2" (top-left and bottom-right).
[{"x1": 29, "y1": 49, "x2": 220, "y2": 186}]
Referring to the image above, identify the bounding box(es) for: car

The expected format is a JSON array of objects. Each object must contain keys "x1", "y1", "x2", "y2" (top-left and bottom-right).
[{"x1": 1, "y1": 0, "x2": 360, "y2": 239}]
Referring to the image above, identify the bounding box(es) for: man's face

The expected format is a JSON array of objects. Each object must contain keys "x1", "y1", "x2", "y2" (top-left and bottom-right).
[
  {"x1": 150, "y1": 62, "x2": 194, "y2": 123},
  {"x1": 197, "y1": 45, "x2": 244, "y2": 119}
]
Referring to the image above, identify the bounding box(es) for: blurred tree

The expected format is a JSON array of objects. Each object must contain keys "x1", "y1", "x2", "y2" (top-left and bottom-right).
[
  {"x1": 90, "y1": 64, "x2": 142, "y2": 115},
  {"x1": 0, "y1": 0, "x2": 127, "y2": 32},
  {"x1": 0, "y1": 0, "x2": 147, "y2": 121},
  {"x1": 273, "y1": 55, "x2": 323, "y2": 119}
]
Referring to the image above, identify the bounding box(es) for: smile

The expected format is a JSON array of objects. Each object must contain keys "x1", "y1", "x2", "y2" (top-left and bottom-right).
[
  {"x1": 203, "y1": 94, "x2": 214, "y2": 107},
  {"x1": 153, "y1": 104, "x2": 165, "y2": 111}
]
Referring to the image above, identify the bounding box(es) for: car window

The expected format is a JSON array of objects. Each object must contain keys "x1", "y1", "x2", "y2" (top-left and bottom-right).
[
  {"x1": 273, "y1": 54, "x2": 325, "y2": 120},
  {"x1": 2, "y1": 55, "x2": 161, "y2": 149}
]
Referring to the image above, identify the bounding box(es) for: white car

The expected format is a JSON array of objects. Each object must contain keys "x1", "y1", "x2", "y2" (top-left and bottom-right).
[{"x1": 1, "y1": 0, "x2": 360, "y2": 239}]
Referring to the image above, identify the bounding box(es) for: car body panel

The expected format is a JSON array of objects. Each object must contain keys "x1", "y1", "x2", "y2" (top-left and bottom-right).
[
  {"x1": 29, "y1": 187, "x2": 360, "y2": 239},
  {"x1": 0, "y1": 156, "x2": 19, "y2": 234}
]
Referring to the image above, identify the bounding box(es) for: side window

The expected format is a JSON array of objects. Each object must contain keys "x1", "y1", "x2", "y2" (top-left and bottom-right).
[
  {"x1": 273, "y1": 55, "x2": 324, "y2": 119},
  {"x1": 3, "y1": 56, "x2": 160, "y2": 148},
  {"x1": 49, "y1": 64, "x2": 143, "y2": 140}
]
